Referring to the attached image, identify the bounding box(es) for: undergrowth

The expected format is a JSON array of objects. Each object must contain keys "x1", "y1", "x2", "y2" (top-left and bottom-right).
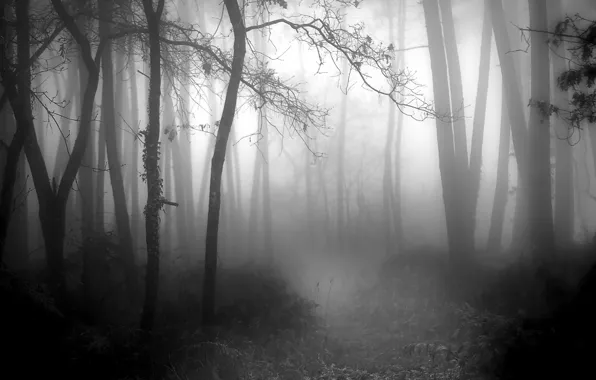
[{"x1": 3, "y1": 244, "x2": 596, "y2": 379}]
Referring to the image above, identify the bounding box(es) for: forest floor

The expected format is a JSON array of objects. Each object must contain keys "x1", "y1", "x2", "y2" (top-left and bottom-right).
[{"x1": 3, "y1": 244, "x2": 596, "y2": 380}]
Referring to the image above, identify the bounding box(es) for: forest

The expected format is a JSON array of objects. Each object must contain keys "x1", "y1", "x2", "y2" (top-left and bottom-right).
[{"x1": 1, "y1": 0, "x2": 596, "y2": 379}]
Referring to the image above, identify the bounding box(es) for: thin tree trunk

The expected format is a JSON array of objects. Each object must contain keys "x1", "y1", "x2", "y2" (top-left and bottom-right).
[
  {"x1": 337, "y1": 49, "x2": 348, "y2": 250},
  {"x1": 127, "y1": 35, "x2": 141, "y2": 255},
  {"x1": 75, "y1": 3, "x2": 95, "y2": 245},
  {"x1": 527, "y1": 0, "x2": 555, "y2": 262},
  {"x1": 0, "y1": 4, "x2": 27, "y2": 262},
  {"x1": 52, "y1": 68, "x2": 76, "y2": 183},
  {"x1": 247, "y1": 145, "x2": 261, "y2": 254},
  {"x1": 261, "y1": 107, "x2": 273, "y2": 259},
  {"x1": 492, "y1": 0, "x2": 530, "y2": 249},
  {"x1": 98, "y1": 0, "x2": 136, "y2": 296},
  {"x1": 439, "y1": 0, "x2": 474, "y2": 259},
  {"x1": 549, "y1": 0, "x2": 574, "y2": 248},
  {"x1": 139, "y1": 0, "x2": 166, "y2": 333},
  {"x1": 423, "y1": 0, "x2": 464, "y2": 267},
  {"x1": 393, "y1": 0, "x2": 406, "y2": 251},
  {"x1": 96, "y1": 93, "x2": 106, "y2": 233},
  {"x1": 176, "y1": 0, "x2": 196, "y2": 252},
  {"x1": 469, "y1": 0, "x2": 492, "y2": 230},
  {"x1": 383, "y1": 5, "x2": 397, "y2": 257},
  {"x1": 160, "y1": 77, "x2": 174, "y2": 254},
  {"x1": 196, "y1": 1, "x2": 215, "y2": 227},
  {"x1": 202, "y1": 0, "x2": 245, "y2": 327},
  {"x1": 255, "y1": 5, "x2": 273, "y2": 259},
  {"x1": 490, "y1": 0, "x2": 528, "y2": 178},
  {"x1": 487, "y1": 84, "x2": 511, "y2": 252}
]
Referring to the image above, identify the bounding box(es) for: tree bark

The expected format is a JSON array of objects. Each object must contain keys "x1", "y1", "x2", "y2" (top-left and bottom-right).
[
  {"x1": 527, "y1": 0, "x2": 555, "y2": 262},
  {"x1": 0, "y1": 1, "x2": 29, "y2": 262},
  {"x1": 549, "y1": 0, "x2": 574, "y2": 248},
  {"x1": 491, "y1": 0, "x2": 530, "y2": 250},
  {"x1": 139, "y1": 0, "x2": 166, "y2": 333},
  {"x1": 489, "y1": 0, "x2": 528, "y2": 177},
  {"x1": 14, "y1": 0, "x2": 103, "y2": 303},
  {"x1": 98, "y1": 0, "x2": 136, "y2": 297},
  {"x1": 439, "y1": 0, "x2": 475, "y2": 258},
  {"x1": 487, "y1": 84, "x2": 511, "y2": 252},
  {"x1": 336, "y1": 37, "x2": 348, "y2": 250},
  {"x1": 469, "y1": 0, "x2": 492, "y2": 231},
  {"x1": 202, "y1": 0, "x2": 246, "y2": 327},
  {"x1": 75, "y1": 1, "x2": 96, "y2": 244},
  {"x1": 127, "y1": 34, "x2": 142, "y2": 254},
  {"x1": 423, "y1": 0, "x2": 466, "y2": 267}
]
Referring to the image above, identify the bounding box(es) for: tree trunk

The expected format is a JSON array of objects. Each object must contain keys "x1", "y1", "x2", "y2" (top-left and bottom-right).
[
  {"x1": 196, "y1": 1, "x2": 215, "y2": 229},
  {"x1": 96, "y1": 84, "x2": 106, "y2": 233},
  {"x1": 202, "y1": 0, "x2": 246, "y2": 327},
  {"x1": 98, "y1": 0, "x2": 136, "y2": 296},
  {"x1": 337, "y1": 45, "x2": 348, "y2": 250},
  {"x1": 139, "y1": 0, "x2": 166, "y2": 333},
  {"x1": 160, "y1": 77, "x2": 174, "y2": 254},
  {"x1": 490, "y1": 0, "x2": 528, "y2": 178},
  {"x1": 52, "y1": 68, "x2": 76, "y2": 184},
  {"x1": 487, "y1": 84, "x2": 511, "y2": 252},
  {"x1": 75, "y1": 4, "x2": 96, "y2": 244},
  {"x1": 393, "y1": 0, "x2": 406, "y2": 251},
  {"x1": 423, "y1": 0, "x2": 465, "y2": 267},
  {"x1": 549, "y1": 0, "x2": 574, "y2": 248},
  {"x1": 469, "y1": 0, "x2": 492, "y2": 230},
  {"x1": 492, "y1": 0, "x2": 530, "y2": 249},
  {"x1": 527, "y1": 0, "x2": 555, "y2": 262},
  {"x1": 13, "y1": 0, "x2": 103, "y2": 303},
  {"x1": 0, "y1": 3, "x2": 28, "y2": 263},
  {"x1": 439, "y1": 0, "x2": 475, "y2": 259},
  {"x1": 382, "y1": 1, "x2": 400, "y2": 256},
  {"x1": 248, "y1": 144, "x2": 262, "y2": 254},
  {"x1": 127, "y1": 35, "x2": 142, "y2": 255}
]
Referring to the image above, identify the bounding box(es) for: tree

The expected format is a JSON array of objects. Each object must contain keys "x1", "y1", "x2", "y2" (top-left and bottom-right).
[
  {"x1": 422, "y1": 0, "x2": 466, "y2": 266},
  {"x1": 98, "y1": 0, "x2": 136, "y2": 297},
  {"x1": 549, "y1": 0, "x2": 574, "y2": 247},
  {"x1": 383, "y1": 0, "x2": 405, "y2": 256},
  {"x1": 490, "y1": 0, "x2": 529, "y2": 251},
  {"x1": 487, "y1": 84, "x2": 512, "y2": 252},
  {"x1": 527, "y1": 0, "x2": 555, "y2": 262},
  {"x1": 201, "y1": 0, "x2": 246, "y2": 327},
  {"x1": 139, "y1": 0, "x2": 166, "y2": 333},
  {"x1": 2, "y1": 0, "x2": 104, "y2": 302}
]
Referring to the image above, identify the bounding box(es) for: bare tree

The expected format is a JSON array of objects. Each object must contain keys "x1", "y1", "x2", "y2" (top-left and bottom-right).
[{"x1": 139, "y1": 0, "x2": 166, "y2": 333}]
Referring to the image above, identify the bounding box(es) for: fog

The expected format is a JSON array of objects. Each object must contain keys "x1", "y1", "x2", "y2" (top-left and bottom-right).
[{"x1": 2, "y1": 0, "x2": 596, "y2": 378}]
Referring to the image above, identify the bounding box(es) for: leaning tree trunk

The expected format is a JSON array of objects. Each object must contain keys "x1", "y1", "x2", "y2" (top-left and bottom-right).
[
  {"x1": 75, "y1": 3, "x2": 96, "y2": 245},
  {"x1": 527, "y1": 0, "x2": 555, "y2": 262},
  {"x1": 98, "y1": 0, "x2": 136, "y2": 296},
  {"x1": 495, "y1": 0, "x2": 530, "y2": 249},
  {"x1": 202, "y1": 0, "x2": 246, "y2": 327},
  {"x1": 139, "y1": 0, "x2": 166, "y2": 333},
  {"x1": 16, "y1": 0, "x2": 103, "y2": 303},
  {"x1": 423, "y1": 0, "x2": 464, "y2": 267},
  {"x1": 439, "y1": 0, "x2": 474, "y2": 260}
]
